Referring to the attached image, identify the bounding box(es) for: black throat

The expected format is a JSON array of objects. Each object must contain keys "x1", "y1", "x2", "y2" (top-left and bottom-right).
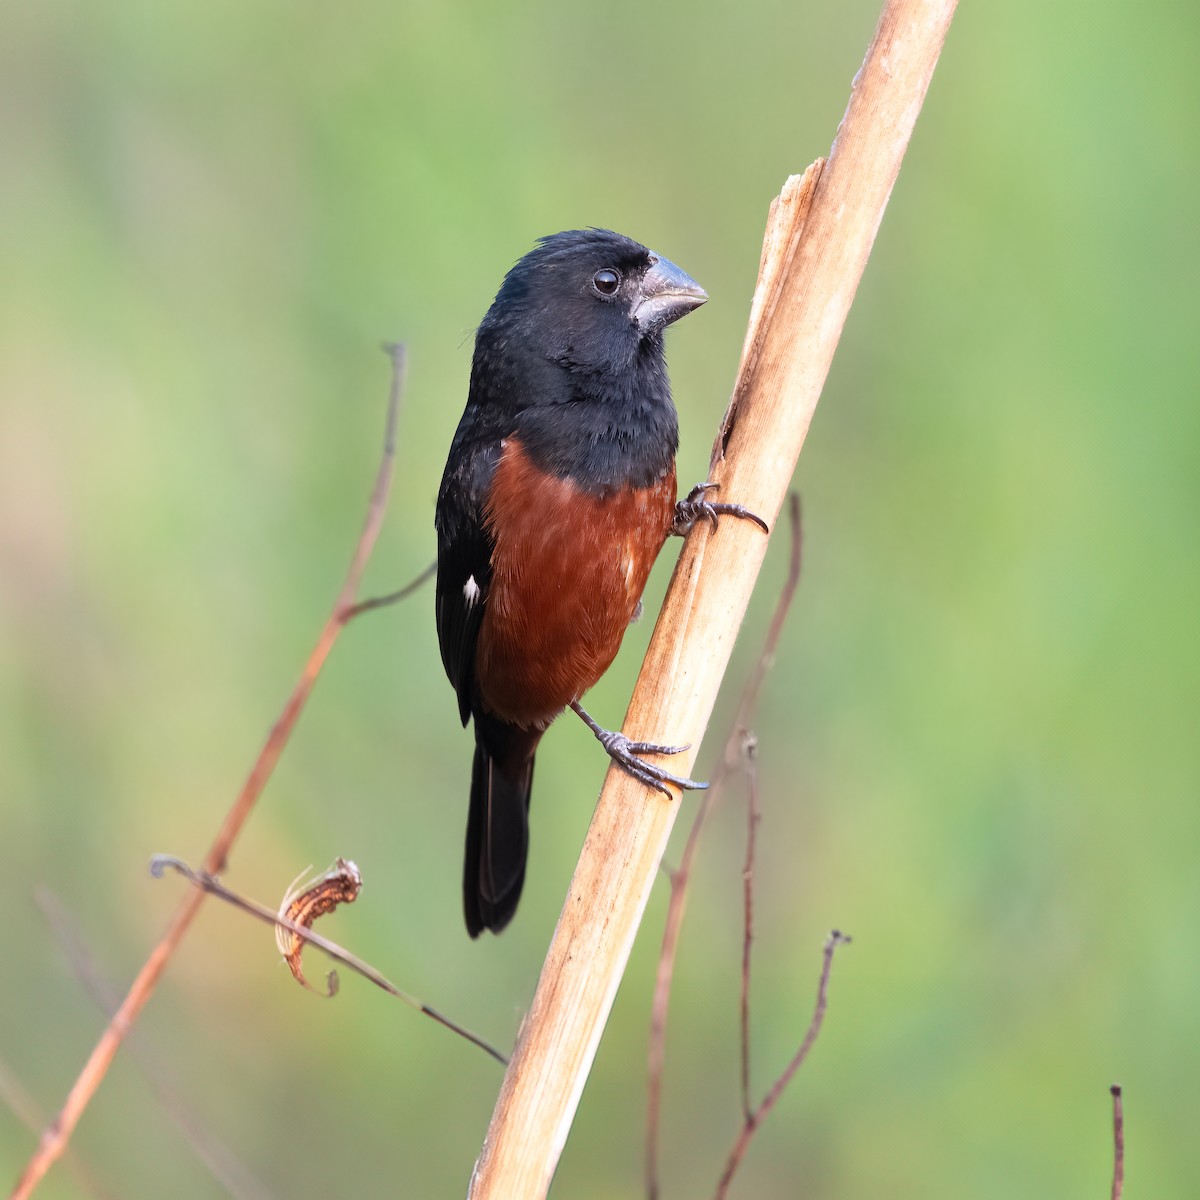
[{"x1": 511, "y1": 336, "x2": 679, "y2": 493}]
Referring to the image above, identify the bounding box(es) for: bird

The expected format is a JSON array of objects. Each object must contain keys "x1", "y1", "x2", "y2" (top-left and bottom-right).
[{"x1": 435, "y1": 229, "x2": 766, "y2": 937}]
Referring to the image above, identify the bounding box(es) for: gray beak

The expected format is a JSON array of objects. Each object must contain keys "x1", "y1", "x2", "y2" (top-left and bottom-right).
[{"x1": 633, "y1": 254, "x2": 707, "y2": 333}]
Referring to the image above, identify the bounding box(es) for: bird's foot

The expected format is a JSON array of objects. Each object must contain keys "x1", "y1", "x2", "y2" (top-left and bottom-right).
[
  {"x1": 672, "y1": 482, "x2": 769, "y2": 537},
  {"x1": 570, "y1": 701, "x2": 707, "y2": 797}
]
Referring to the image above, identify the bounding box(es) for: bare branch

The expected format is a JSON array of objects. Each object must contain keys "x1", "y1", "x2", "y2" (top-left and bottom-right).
[
  {"x1": 0, "y1": 1055, "x2": 116, "y2": 1200},
  {"x1": 738, "y1": 745, "x2": 761, "y2": 1126},
  {"x1": 149, "y1": 855, "x2": 508, "y2": 1066},
  {"x1": 12, "y1": 343, "x2": 411, "y2": 1198},
  {"x1": 344, "y1": 559, "x2": 437, "y2": 621},
  {"x1": 34, "y1": 889, "x2": 277, "y2": 1200},
  {"x1": 713, "y1": 931, "x2": 851, "y2": 1200},
  {"x1": 1110, "y1": 1085, "x2": 1124, "y2": 1200}
]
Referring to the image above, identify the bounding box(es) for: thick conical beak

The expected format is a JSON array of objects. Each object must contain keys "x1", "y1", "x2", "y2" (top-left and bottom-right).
[{"x1": 632, "y1": 254, "x2": 707, "y2": 333}]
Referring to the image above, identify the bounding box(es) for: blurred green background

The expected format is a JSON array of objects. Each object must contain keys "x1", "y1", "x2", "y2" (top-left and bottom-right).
[{"x1": 2, "y1": 0, "x2": 1197, "y2": 1196}]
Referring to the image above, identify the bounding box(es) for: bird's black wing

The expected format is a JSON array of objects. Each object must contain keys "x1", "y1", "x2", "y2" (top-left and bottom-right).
[{"x1": 435, "y1": 433, "x2": 500, "y2": 727}]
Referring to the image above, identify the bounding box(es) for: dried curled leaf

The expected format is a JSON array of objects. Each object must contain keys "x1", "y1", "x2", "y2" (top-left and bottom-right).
[{"x1": 276, "y1": 858, "x2": 363, "y2": 996}]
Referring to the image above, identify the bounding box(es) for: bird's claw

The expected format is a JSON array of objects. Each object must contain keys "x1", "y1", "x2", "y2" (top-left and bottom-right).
[
  {"x1": 597, "y1": 728, "x2": 707, "y2": 796},
  {"x1": 571, "y1": 701, "x2": 705, "y2": 796},
  {"x1": 672, "y1": 482, "x2": 769, "y2": 537}
]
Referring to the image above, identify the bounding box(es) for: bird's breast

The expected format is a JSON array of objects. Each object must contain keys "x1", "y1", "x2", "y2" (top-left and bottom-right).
[{"x1": 475, "y1": 436, "x2": 676, "y2": 728}]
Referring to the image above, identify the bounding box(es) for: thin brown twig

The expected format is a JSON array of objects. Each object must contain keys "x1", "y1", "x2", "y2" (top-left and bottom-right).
[
  {"x1": 713, "y1": 931, "x2": 851, "y2": 1200},
  {"x1": 738, "y1": 742, "x2": 761, "y2": 1125},
  {"x1": 646, "y1": 494, "x2": 802, "y2": 1200},
  {"x1": 344, "y1": 559, "x2": 437, "y2": 620},
  {"x1": 33, "y1": 889, "x2": 277, "y2": 1200},
  {"x1": 11, "y1": 343, "x2": 412, "y2": 1200},
  {"x1": 0, "y1": 1057, "x2": 116, "y2": 1200},
  {"x1": 150, "y1": 855, "x2": 508, "y2": 1065},
  {"x1": 1110, "y1": 1084, "x2": 1124, "y2": 1200}
]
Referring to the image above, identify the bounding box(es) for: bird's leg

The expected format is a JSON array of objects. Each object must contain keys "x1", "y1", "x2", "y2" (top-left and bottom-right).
[
  {"x1": 569, "y1": 701, "x2": 707, "y2": 797},
  {"x1": 671, "y1": 482, "x2": 770, "y2": 537}
]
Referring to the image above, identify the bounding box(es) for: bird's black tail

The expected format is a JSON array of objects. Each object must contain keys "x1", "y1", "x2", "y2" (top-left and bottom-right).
[{"x1": 464, "y1": 716, "x2": 542, "y2": 937}]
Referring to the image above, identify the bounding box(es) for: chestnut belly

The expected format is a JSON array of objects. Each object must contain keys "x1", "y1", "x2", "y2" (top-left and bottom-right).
[{"x1": 475, "y1": 439, "x2": 676, "y2": 729}]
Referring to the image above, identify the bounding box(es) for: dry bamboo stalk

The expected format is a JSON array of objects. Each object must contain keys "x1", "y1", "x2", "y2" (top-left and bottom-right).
[{"x1": 468, "y1": 1, "x2": 958, "y2": 1195}]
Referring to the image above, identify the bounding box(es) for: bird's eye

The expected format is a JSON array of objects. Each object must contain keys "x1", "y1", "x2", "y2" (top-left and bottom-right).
[{"x1": 592, "y1": 268, "x2": 621, "y2": 296}]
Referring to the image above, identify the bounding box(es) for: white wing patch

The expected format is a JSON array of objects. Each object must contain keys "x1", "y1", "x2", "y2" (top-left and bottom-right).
[{"x1": 463, "y1": 575, "x2": 482, "y2": 607}]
